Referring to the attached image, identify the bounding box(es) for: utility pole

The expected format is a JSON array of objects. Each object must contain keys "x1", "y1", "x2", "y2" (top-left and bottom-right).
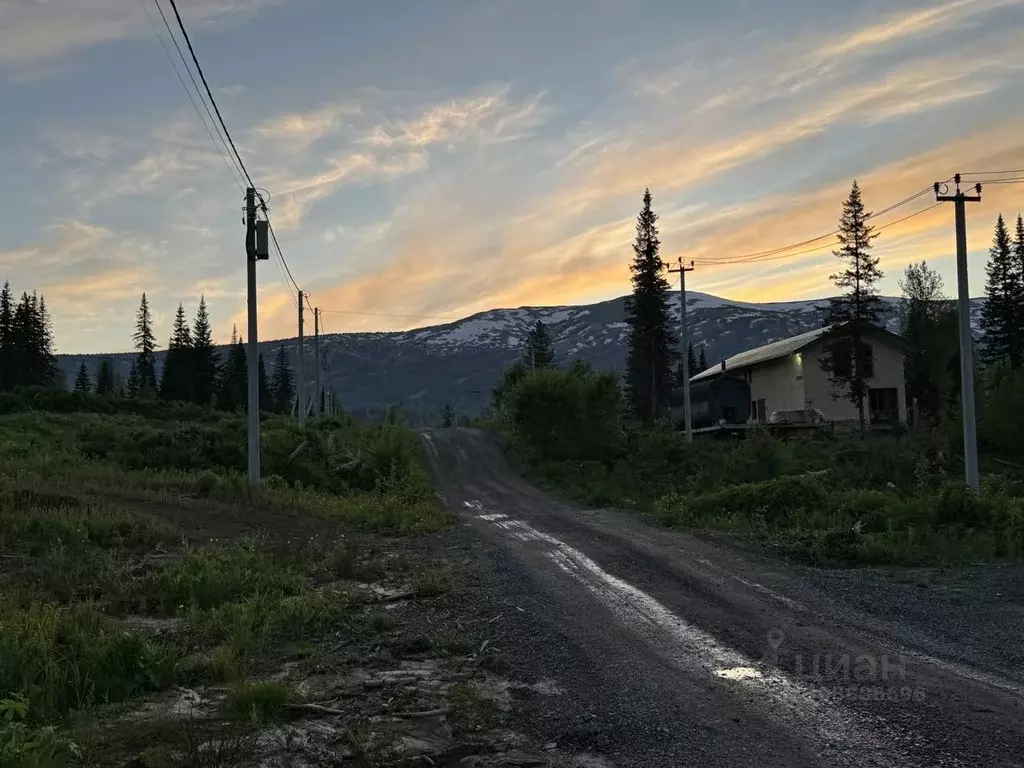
[
  {"x1": 935, "y1": 173, "x2": 982, "y2": 492},
  {"x1": 314, "y1": 307, "x2": 321, "y2": 418},
  {"x1": 244, "y1": 187, "x2": 269, "y2": 485},
  {"x1": 667, "y1": 257, "x2": 695, "y2": 442},
  {"x1": 297, "y1": 292, "x2": 306, "y2": 428}
]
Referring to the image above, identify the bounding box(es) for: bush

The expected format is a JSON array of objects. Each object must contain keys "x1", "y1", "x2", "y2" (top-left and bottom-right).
[
  {"x1": 0, "y1": 603, "x2": 174, "y2": 719},
  {"x1": 225, "y1": 682, "x2": 294, "y2": 724},
  {"x1": 0, "y1": 697, "x2": 80, "y2": 767}
]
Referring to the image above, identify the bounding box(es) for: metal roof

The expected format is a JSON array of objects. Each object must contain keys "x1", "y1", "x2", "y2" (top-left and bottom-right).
[{"x1": 691, "y1": 323, "x2": 908, "y2": 382}]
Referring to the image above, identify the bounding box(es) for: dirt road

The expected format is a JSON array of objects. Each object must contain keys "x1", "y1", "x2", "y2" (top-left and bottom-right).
[{"x1": 421, "y1": 428, "x2": 1024, "y2": 768}]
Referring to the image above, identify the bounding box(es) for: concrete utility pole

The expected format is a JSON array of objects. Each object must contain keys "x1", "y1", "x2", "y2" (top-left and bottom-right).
[
  {"x1": 297, "y1": 292, "x2": 306, "y2": 427},
  {"x1": 667, "y1": 257, "x2": 696, "y2": 442},
  {"x1": 935, "y1": 173, "x2": 982, "y2": 492},
  {"x1": 314, "y1": 307, "x2": 321, "y2": 418},
  {"x1": 244, "y1": 187, "x2": 269, "y2": 485}
]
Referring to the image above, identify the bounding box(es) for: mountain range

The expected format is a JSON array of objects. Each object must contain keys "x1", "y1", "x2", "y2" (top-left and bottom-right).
[{"x1": 57, "y1": 292, "x2": 985, "y2": 419}]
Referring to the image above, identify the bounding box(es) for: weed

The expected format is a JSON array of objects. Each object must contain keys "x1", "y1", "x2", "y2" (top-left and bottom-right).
[
  {"x1": 176, "y1": 714, "x2": 260, "y2": 768},
  {"x1": 224, "y1": 681, "x2": 294, "y2": 724},
  {"x1": 368, "y1": 613, "x2": 395, "y2": 633},
  {"x1": 0, "y1": 696, "x2": 81, "y2": 767},
  {"x1": 413, "y1": 564, "x2": 456, "y2": 597},
  {"x1": 447, "y1": 683, "x2": 499, "y2": 735}
]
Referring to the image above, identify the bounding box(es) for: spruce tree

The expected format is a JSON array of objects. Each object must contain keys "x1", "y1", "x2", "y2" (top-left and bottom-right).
[
  {"x1": 217, "y1": 328, "x2": 248, "y2": 411},
  {"x1": 258, "y1": 352, "x2": 270, "y2": 410},
  {"x1": 132, "y1": 293, "x2": 158, "y2": 397},
  {"x1": 270, "y1": 345, "x2": 295, "y2": 414},
  {"x1": 698, "y1": 345, "x2": 708, "y2": 373},
  {"x1": 160, "y1": 303, "x2": 194, "y2": 402},
  {"x1": 1014, "y1": 214, "x2": 1024, "y2": 366},
  {"x1": 439, "y1": 401, "x2": 456, "y2": 428},
  {"x1": 625, "y1": 188, "x2": 676, "y2": 421},
  {"x1": 73, "y1": 361, "x2": 91, "y2": 394},
  {"x1": 126, "y1": 359, "x2": 140, "y2": 397},
  {"x1": 687, "y1": 343, "x2": 698, "y2": 379},
  {"x1": 0, "y1": 282, "x2": 13, "y2": 391},
  {"x1": 95, "y1": 359, "x2": 116, "y2": 396},
  {"x1": 820, "y1": 180, "x2": 883, "y2": 433},
  {"x1": 191, "y1": 296, "x2": 219, "y2": 406},
  {"x1": 979, "y1": 215, "x2": 1019, "y2": 366},
  {"x1": 523, "y1": 321, "x2": 555, "y2": 369},
  {"x1": 10, "y1": 292, "x2": 59, "y2": 388},
  {"x1": 898, "y1": 261, "x2": 958, "y2": 421}
]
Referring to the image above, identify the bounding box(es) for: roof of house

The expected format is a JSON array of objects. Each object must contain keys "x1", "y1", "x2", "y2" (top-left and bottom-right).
[{"x1": 691, "y1": 323, "x2": 907, "y2": 382}]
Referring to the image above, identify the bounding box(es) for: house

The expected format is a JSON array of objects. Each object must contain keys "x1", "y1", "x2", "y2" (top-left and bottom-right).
[{"x1": 690, "y1": 324, "x2": 908, "y2": 425}]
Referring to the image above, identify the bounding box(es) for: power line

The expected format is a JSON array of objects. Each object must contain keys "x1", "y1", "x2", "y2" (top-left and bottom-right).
[
  {"x1": 138, "y1": 0, "x2": 243, "y2": 191},
  {"x1": 151, "y1": 0, "x2": 246, "y2": 188},
  {"x1": 317, "y1": 308, "x2": 463, "y2": 321},
  {"x1": 165, "y1": 0, "x2": 257, "y2": 191}
]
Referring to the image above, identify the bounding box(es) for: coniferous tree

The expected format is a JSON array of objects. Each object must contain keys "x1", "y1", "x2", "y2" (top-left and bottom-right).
[
  {"x1": 126, "y1": 359, "x2": 140, "y2": 397},
  {"x1": 898, "y1": 262, "x2": 958, "y2": 422},
  {"x1": 269, "y1": 345, "x2": 295, "y2": 414},
  {"x1": 131, "y1": 293, "x2": 158, "y2": 397},
  {"x1": 699, "y1": 345, "x2": 708, "y2": 373},
  {"x1": 687, "y1": 343, "x2": 698, "y2": 379},
  {"x1": 979, "y1": 215, "x2": 1018, "y2": 366},
  {"x1": 258, "y1": 352, "x2": 270, "y2": 410},
  {"x1": 160, "y1": 303, "x2": 194, "y2": 402},
  {"x1": 625, "y1": 189, "x2": 676, "y2": 421},
  {"x1": 523, "y1": 321, "x2": 555, "y2": 369},
  {"x1": 0, "y1": 282, "x2": 14, "y2": 391},
  {"x1": 217, "y1": 327, "x2": 248, "y2": 411},
  {"x1": 95, "y1": 359, "x2": 116, "y2": 396},
  {"x1": 439, "y1": 401, "x2": 456, "y2": 428},
  {"x1": 73, "y1": 361, "x2": 91, "y2": 394},
  {"x1": 191, "y1": 296, "x2": 220, "y2": 406},
  {"x1": 10, "y1": 291, "x2": 59, "y2": 388},
  {"x1": 819, "y1": 180, "x2": 883, "y2": 433},
  {"x1": 1014, "y1": 215, "x2": 1024, "y2": 366}
]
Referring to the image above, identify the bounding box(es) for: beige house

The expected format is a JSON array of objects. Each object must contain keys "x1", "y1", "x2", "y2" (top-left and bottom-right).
[{"x1": 691, "y1": 325, "x2": 908, "y2": 425}]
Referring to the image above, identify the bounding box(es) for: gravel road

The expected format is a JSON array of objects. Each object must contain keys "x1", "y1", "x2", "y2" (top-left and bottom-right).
[{"x1": 420, "y1": 428, "x2": 1024, "y2": 768}]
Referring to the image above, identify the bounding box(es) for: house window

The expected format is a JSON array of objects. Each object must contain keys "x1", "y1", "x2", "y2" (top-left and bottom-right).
[
  {"x1": 750, "y1": 398, "x2": 767, "y2": 422},
  {"x1": 829, "y1": 341, "x2": 874, "y2": 379},
  {"x1": 858, "y1": 343, "x2": 874, "y2": 378},
  {"x1": 869, "y1": 388, "x2": 898, "y2": 422}
]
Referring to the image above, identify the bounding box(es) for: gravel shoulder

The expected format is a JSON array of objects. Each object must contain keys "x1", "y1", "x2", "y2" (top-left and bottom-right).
[{"x1": 421, "y1": 427, "x2": 1024, "y2": 768}]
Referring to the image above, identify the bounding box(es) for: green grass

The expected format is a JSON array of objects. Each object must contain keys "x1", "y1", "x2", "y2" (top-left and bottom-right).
[
  {"x1": 0, "y1": 398, "x2": 454, "y2": 765},
  {"x1": 224, "y1": 682, "x2": 295, "y2": 724}
]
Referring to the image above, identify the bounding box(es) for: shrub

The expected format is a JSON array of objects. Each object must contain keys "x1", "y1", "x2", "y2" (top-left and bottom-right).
[
  {"x1": 0, "y1": 603, "x2": 174, "y2": 719},
  {"x1": 225, "y1": 682, "x2": 294, "y2": 724},
  {"x1": 0, "y1": 696, "x2": 80, "y2": 767}
]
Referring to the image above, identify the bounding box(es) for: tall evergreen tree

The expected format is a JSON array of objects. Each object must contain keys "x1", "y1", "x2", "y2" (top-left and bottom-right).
[
  {"x1": 258, "y1": 352, "x2": 270, "y2": 410},
  {"x1": 978, "y1": 210, "x2": 1024, "y2": 366},
  {"x1": 191, "y1": 296, "x2": 219, "y2": 406},
  {"x1": 625, "y1": 189, "x2": 676, "y2": 421},
  {"x1": 819, "y1": 180, "x2": 883, "y2": 433},
  {"x1": 0, "y1": 282, "x2": 14, "y2": 391},
  {"x1": 73, "y1": 361, "x2": 91, "y2": 394},
  {"x1": 898, "y1": 261, "x2": 958, "y2": 422},
  {"x1": 523, "y1": 321, "x2": 555, "y2": 369},
  {"x1": 439, "y1": 401, "x2": 456, "y2": 428},
  {"x1": 10, "y1": 291, "x2": 59, "y2": 388},
  {"x1": 1014, "y1": 214, "x2": 1024, "y2": 366},
  {"x1": 131, "y1": 293, "x2": 158, "y2": 397},
  {"x1": 687, "y1": 343, "x2": 698, "y2": 379},
  {"x1": 126, "y1": 359, "x2": 140, "y2": 397},
  {"x1": 698, "y1": 345, "x2": 708, "y2": 373},
  {"x1": 160, "y1": 303, "x2": 194, "y2": 402},
  {"x1": 270, "y1": 345, "x2": 295, "y2": 414},
  {"x1": 95, "y1": 359, "x2": 116, "y2": 396},
  {"x1": 217, "y1": 328, "x2": 248, "y2": 411}
]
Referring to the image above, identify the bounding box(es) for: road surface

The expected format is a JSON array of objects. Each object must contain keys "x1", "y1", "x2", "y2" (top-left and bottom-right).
[{"x1": 420, "y1": 428, "x2": 1024, "y2": 768}]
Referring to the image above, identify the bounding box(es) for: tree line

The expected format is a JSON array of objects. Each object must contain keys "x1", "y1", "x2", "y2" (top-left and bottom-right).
[
  {"x1": 71, "y1": 294, "x2": 298, "y2": 413},
  {"x1": 0, "y1": 282, "x2": 61, "y2": 392}
]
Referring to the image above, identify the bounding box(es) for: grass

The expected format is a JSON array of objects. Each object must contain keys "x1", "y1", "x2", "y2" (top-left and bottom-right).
[
  {"x1": 0, "y1": 397, "x2": 456, "y2": 764},
  {"x1": 224, "y1": 682, "x2": 295, "y2": 724},
  {"x1": 512, "y1": 420, "x2": 1024, "y2": 566}
]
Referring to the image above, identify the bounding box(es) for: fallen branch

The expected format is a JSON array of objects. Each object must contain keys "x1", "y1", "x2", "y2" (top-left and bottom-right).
[
  {"x1": 286, "y1": 703, "x2": 347, "y2": 717},
  {"x1": 993, "y1": 457, "x2": 1024, "y2": 471},
  {"x1": 288, "y1": 441, "x2": 309, "y2": 462},
  {"x1": 397, "y1": 707, "x2": 450, "y2": 719}
]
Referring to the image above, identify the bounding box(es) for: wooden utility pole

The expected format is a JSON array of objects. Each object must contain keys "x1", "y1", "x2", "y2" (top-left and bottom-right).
[
  {"x1": 244, "y1": 187, "x2": 269, "y2": 484},
  {"x1": 935, "y1": 173, "x2": 982, "y2": 492},
  {"x1": 667, "y1": 257, "x2": 695, "y2": 442},
  {"x1": 297, "y1": 292, "x2": 306, "y2": 427},
  {"x1": 314, "y1": 307, "x2": 321, "y2": 418}
]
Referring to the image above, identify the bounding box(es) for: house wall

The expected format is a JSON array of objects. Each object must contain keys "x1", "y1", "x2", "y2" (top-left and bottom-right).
[
  {"x1": 747, "y1": 356, "x2": 807, "y2": 418},
  {"x1": 801, "y1": 337, "x2": 907, "y2": 423}
]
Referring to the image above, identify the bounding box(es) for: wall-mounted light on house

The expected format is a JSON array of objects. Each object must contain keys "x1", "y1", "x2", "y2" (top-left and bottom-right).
[{"x1": 794, "y1": 352, "x2": 803, "y2": 366}]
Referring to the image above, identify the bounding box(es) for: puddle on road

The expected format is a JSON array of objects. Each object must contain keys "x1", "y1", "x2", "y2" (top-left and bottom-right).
[{"x1": 714, "y1": 666, "x2": 764, "y2": 681}]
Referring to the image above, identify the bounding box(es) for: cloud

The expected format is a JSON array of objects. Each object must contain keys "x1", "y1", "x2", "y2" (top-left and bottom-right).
[
  {"x1": 0, "y1": 0, "x2": 287, "y2": 68},
  {"x1": 815, "y1": 0, "x2": 1015, "y2": 60},
  {"x1": 252, "y1": 103, "x2": 362, "y2": 148}
]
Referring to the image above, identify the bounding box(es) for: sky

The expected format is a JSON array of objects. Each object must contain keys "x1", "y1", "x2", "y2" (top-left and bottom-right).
[{"x1": 2, "y1": 0, "x2": 1024, "y2": 353}]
